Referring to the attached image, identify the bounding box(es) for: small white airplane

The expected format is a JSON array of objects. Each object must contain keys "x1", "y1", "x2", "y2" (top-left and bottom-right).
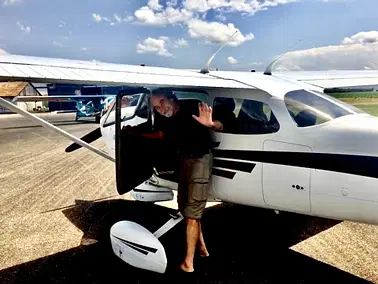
[{"x1": 1, "y1": 44, "x2": 378, "y2": 274}]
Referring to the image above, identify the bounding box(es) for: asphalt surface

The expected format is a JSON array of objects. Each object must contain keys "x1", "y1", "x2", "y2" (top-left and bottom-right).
[{"x1": 0, "y1": 112, "x2": 377, "y2": 283}]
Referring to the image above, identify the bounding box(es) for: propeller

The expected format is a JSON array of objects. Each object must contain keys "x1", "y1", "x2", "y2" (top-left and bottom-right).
[{"x1": 65, "y1": 127, "x2": 102, "y2": 152}]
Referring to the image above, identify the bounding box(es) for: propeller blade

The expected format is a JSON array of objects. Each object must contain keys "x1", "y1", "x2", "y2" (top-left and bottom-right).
[{"x1": 65, "y1": 127, "x2": 102, "y2": 152}]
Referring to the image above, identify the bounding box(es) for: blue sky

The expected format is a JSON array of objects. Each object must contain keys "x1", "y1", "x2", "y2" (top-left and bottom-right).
[{"x1": 0, "y1": 0, "x2": 377, "y2": 71}]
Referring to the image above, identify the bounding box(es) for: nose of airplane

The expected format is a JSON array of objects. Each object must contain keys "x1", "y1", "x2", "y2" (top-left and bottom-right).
[{"x1": 320, "y1": 113, "x2": 378, "y2": 156}]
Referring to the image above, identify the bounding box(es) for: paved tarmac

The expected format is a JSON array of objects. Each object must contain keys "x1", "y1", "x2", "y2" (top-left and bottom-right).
[{"x1": 0, "y1": 112, "x2": 377, "y2": 283}]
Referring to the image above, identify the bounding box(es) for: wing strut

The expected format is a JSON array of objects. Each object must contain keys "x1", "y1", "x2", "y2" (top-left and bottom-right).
[{"x1": 0, "y1": 97, "x2": 114, "y2": 162}]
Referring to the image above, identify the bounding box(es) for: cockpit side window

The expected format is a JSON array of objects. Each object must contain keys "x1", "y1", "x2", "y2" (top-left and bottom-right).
[
  {"x1": 212, "y1": 97, "x2": 280, "y2": 134},
  {"x1": 103, "y1": 93, "x2": 144, "y2": 127},
  {"x1": 284, "y1": 90, "x2": 352, "y2": 127}
]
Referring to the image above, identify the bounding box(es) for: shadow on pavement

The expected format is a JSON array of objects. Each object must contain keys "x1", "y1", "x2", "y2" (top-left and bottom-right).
[{"x1": 0, "y1": 199, "x2": 370, "y2": 284}]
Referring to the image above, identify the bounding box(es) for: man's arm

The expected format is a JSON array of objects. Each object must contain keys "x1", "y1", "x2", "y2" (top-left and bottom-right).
[
  {"x1": 210, "y1": 120, "x2": 224, "y2": 131},
  {"x1": 140, "y1": 130, "x2": 165, "y2": 139},
  {"x1": 122, "y1": 125, "x2": 165, "y2": 139}
]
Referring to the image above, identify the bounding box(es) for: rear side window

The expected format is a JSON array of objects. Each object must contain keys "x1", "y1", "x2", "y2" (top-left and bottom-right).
[
  {"x1": 284, "y1": 90, "x2": 352, "y2": 127},
  {"x1": 213, "y1": 97, "x2": 280, "y2": 134}
]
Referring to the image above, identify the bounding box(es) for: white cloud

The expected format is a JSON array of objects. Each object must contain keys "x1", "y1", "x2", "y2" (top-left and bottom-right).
[
  {"x1": 183, "y1": 0, "x2": 300, "y2": 15},
  {"x1": 16, "y1": 22, "x2": 31, "y2": 33},
  {"x1": 114, "y1": 13, "x2": 134, "y2": 23},
  {"x1": 215, "y1": 13, "x2": 226, "y2": 22},
  {"x1": 228, "y1": 56, "x2": 238, "y2": 64},
  {"x1": 58, "y1": 21, "x2": 66, "y2": 28},
  {"x1": 136, "y1": 36, "x2": 173, "y2": 57},
  {"x1": 93, "y1": 12, "x2": 133, "y2": 25},
  {"x1": 148, "y1": 0, "x2": 163, "y2": 11},
  {"x1": 275, "y1": 31, "x2": 378, "y2": 71},
  {"x1": 173, "y1": 38, "x2": 189, "y2": 48},
  {"x1": 134, "y1": 0, "x2": 301, "y2": 24},
  {"x1": 342, "y1": 31, "x2": 378, "y2": 45},
  {"x1": 134, "y1": 5, "x2": 193, "y2": 26},
  {"x1": 81, "y1": 47, "x2": 88, "y2": 52},
  {"x1": 52, "y1": 41, "x2": 63, "y2": 47},
  {"x1": 133, "y1": 1, "x2": 255, "y2": 47},
  {"x1": 187, "y1": 19, "x2": 254, "y2": 46},
  {"x1": 0, "y1": 48, "x2": 7, "y2": 54},
  {"x1": 167, "y1": 0, "x2": 178, "y2": 7},
  {"x1": 92, "y1": 13, "x2": 111, "y2": 23},
  {"x1": 136, "y1": 36, "x2": 190, "y2": 57},
  {"x1": 250, "y1": 61, "x2": 264, "y2": 66},
  {"x1": 3, "y1": 0, "x2": 22, "y2": 6}
]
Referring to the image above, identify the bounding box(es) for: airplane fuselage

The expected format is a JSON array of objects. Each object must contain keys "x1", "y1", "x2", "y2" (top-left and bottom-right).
[{"x1": 99, "y1": 85, "x2": 378, "y2": 226}]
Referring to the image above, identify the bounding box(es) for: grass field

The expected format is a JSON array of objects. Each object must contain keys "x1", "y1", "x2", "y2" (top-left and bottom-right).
[
  {"x1": 329, "y1": 91, "x2": 378, "y2": 116},
  {"x1": 330, "y1": 91, "x2": 378, "y2": 99},
  {"x1": 348, "y1": 103, "x2": 378, "y2": 116}
]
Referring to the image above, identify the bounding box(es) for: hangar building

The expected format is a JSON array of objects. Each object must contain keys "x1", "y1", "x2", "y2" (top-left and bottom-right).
[
  {"x1": 47, "y1": 83, "x2": 134, "y2": 111},
  {"x1": 0, "y1": 82, "x2": 43, "y2": 114}
]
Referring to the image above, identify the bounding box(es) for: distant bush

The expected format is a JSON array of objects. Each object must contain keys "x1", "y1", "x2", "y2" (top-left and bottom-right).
[
  {"x1": 329, "y1": 92, "x2": 378, "y2": 99},
  {"x1": 325, "y1": 87, "x2": 374, "y2": 93}
]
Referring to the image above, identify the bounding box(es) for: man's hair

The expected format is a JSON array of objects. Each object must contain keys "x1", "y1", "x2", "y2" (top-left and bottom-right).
[{"x1": 151, "y1": 88, "x2": 178, "y2": 103}]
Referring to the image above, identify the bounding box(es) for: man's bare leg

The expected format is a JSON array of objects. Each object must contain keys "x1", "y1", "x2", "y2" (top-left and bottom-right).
[
  {"x1": 180, "y1": 218, "x2": 200, "y2": 272},
  {"x1": 197, "y1": 222, "x2": 209, "y2": 257}
]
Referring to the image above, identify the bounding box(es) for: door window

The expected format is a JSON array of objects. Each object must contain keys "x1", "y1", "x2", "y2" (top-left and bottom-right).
[
  {"x1": 103, "y1": 93, "x2": 146, "y2": 127},
  {"x1": 212, "y1": 97, "x2": 280, "y2": 134}
]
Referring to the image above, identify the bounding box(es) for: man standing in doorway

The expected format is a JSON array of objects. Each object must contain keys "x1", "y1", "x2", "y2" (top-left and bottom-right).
[{"x1": 131, "y1": 89, "x2": 223, "y2": 272}]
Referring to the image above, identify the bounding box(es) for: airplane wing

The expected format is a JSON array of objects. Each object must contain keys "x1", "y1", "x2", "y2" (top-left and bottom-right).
[
  {"x1": 1, "y1": 53, "x2": 378, "y2": 164},
  {"x1": 273, "y1": 70, "x2": 378, "y2": 89},
  {"x1": 0, "y1": 54, "x2": 251, "y2": 89},
  {"x1": 1, "y1": 54, "x2": 377, "y2": 90},
  {"x1": 12, "y1": 95, "x2": 116, "y2": 102}
]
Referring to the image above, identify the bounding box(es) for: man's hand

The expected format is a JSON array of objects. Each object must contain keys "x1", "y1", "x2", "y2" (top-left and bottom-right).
[
  {"x1": 192, "y1": 103, "x2": 223, "y2": 131},
  {"x1": 192, "y1": 103, "x2": 213, "y2": 127}
]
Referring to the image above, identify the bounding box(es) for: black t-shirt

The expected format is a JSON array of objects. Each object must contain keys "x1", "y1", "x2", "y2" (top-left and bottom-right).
[{"x1": 156, "y1": 100, "x2": 213, "y2": 156}]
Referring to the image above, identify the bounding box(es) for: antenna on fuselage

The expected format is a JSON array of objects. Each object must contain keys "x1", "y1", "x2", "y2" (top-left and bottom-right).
[
  {"x1": 200, "y1": 31, "x2": 238, "y2": 74},
  {"x1": 263, "y1": 38, "x2": 302, "y2": 75}
]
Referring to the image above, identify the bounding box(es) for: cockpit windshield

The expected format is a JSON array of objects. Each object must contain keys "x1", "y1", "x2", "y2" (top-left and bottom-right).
[
  {"x1": 284, "y1": 90, "x2": 354, "y2": 127},
  {"x1": 314, "y1": 91, "x2": 366, "y2": 114}
]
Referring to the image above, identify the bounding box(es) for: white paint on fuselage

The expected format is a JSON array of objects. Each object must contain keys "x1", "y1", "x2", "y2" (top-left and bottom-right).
[{"x1": 98, "y1": 83, "x2": 378, "y2": 226}]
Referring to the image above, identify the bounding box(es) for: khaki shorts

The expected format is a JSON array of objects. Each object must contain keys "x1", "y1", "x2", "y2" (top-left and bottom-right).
[{"x1": 177, "y1": 153, "x2": 213, "y2": 220}]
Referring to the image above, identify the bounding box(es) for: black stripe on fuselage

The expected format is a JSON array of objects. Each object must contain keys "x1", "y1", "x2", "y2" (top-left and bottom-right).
[
  {"x1": 212, "y1": 168, "x2": 236, "y2": 179},
  {"x1": 212, "y1": 149, "x2": 378, "y2": 179}
]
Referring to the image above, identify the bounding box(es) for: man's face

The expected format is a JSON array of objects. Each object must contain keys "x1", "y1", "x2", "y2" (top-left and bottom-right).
[{"x1": 150, "y1": 94, "x2": 175, "y2": 118}]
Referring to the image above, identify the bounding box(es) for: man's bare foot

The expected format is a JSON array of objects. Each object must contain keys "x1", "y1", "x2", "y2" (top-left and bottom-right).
[
  {"x1": 198, "y1": 246, "x2": 210, "y2": 257},
  {"x1": 180, "y1": 262, "x2": 194, "y2": 273}
]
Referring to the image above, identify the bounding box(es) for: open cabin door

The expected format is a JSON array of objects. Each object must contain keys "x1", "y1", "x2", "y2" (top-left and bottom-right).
[
  {"x1": 114, "y1": 88, "x2": 208, "y2": 196},
  {"x1": 114, "y1": 88, "x2": 157, "y2": 195}
]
